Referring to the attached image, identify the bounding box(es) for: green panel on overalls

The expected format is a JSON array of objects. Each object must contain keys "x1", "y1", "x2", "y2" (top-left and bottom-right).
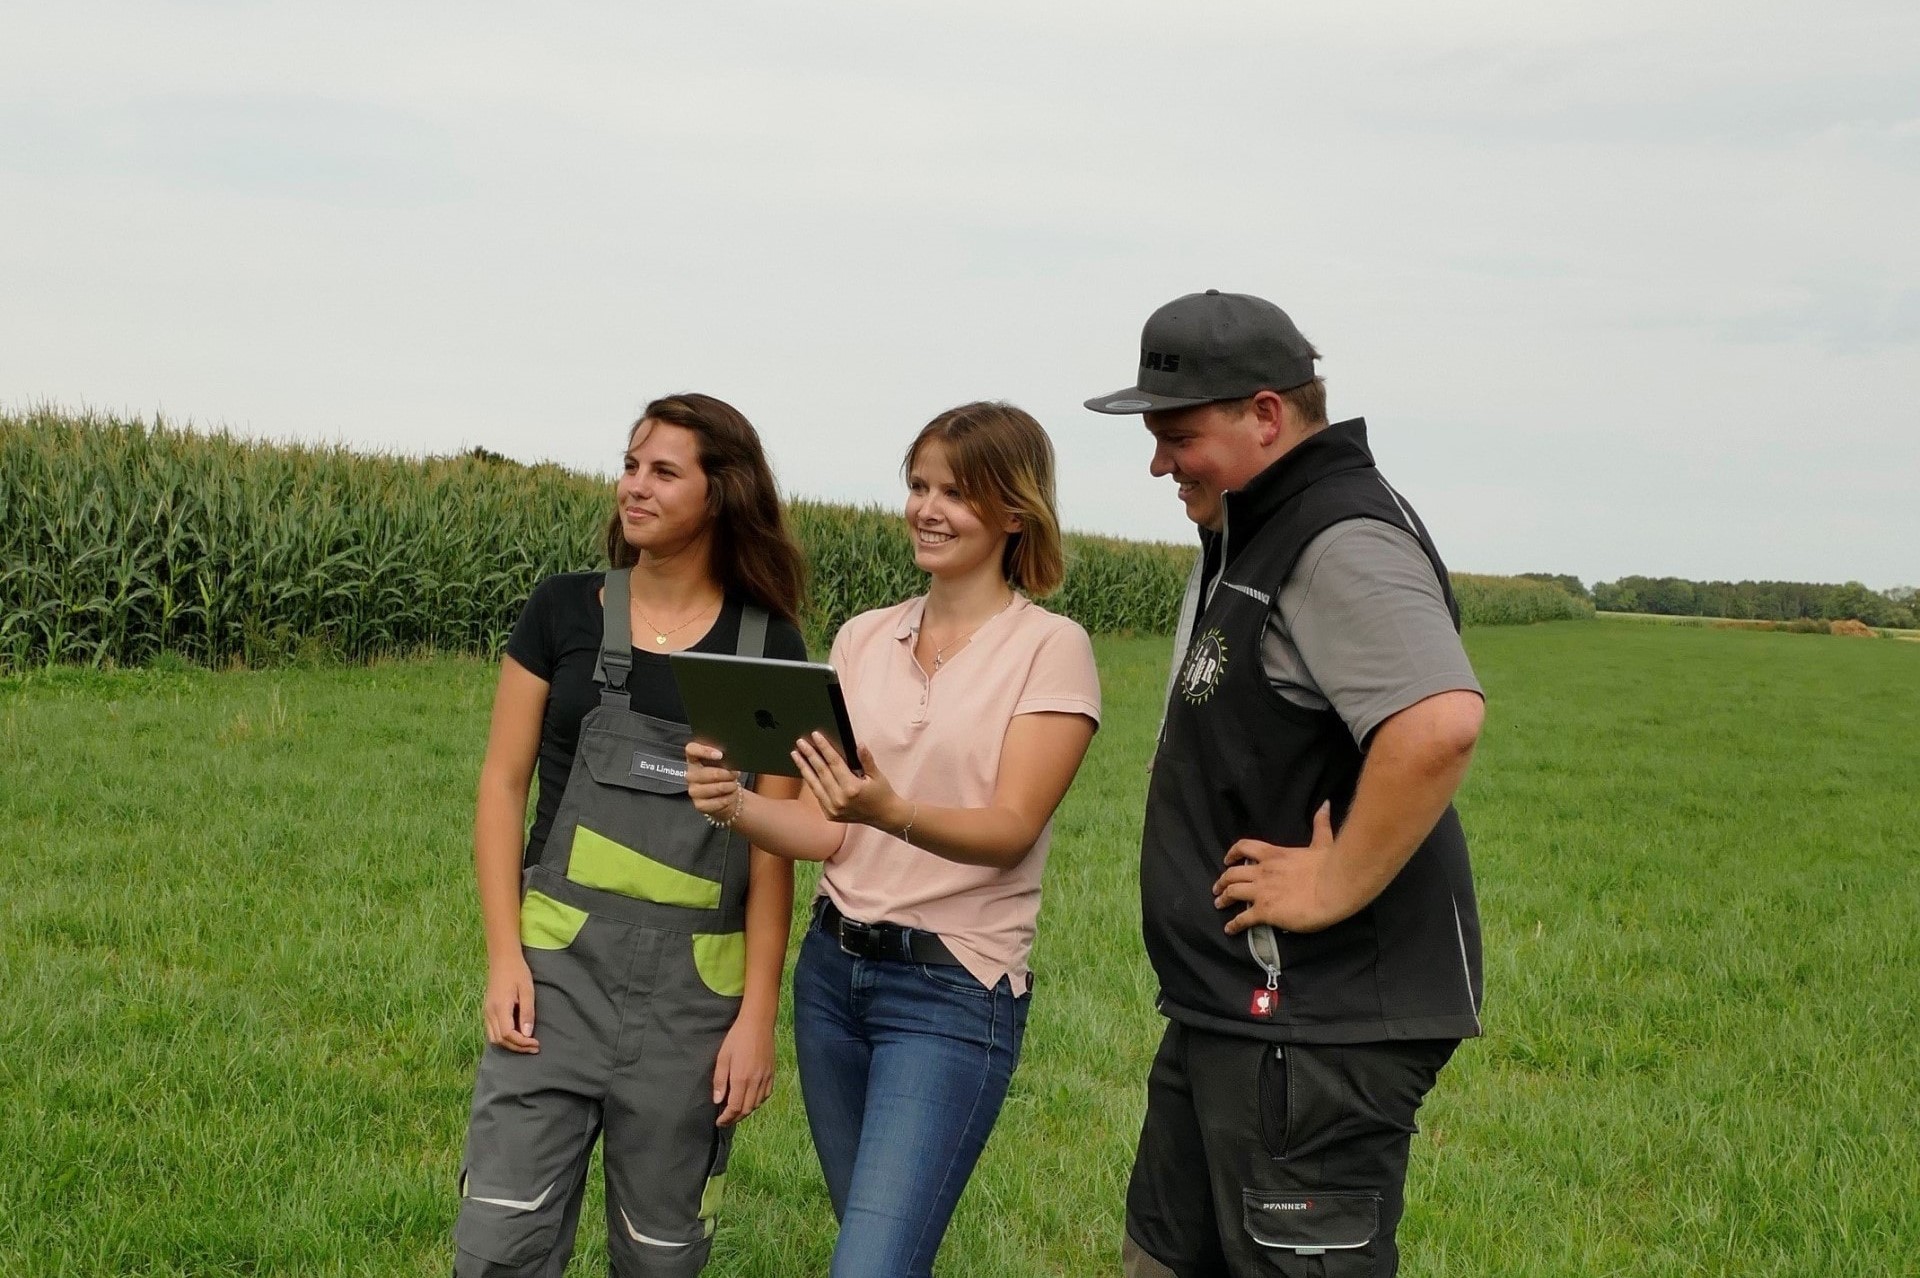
[{"x1": 456, "y1": 570, "x2": 768, "y2": 1278}]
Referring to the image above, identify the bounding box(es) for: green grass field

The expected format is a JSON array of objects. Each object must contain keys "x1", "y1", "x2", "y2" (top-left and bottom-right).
[{"x1": 3, "y1": 622, "x2": 1916, "y2": 1275}]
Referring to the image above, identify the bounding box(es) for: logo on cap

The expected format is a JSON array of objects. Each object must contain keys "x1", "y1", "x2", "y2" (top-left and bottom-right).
[{"x1": 1141, "y1": 350, "x2": 1182, "y2": 372}]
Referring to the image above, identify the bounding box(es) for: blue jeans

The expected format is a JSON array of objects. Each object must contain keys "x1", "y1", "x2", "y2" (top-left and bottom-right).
[{"x1": 793, "y1": 922, "x2": 1030, "y2": 1278}]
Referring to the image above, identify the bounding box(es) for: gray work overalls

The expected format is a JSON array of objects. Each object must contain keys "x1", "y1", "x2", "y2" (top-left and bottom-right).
[{"x1": 455, "y1": 569, "x2": 768, "y2": 1277}]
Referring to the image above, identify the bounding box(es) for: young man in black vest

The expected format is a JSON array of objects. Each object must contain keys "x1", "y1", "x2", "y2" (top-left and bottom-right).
[{"x1": 1087, "y1": 291, "x2": 1487, "y2": 1277}]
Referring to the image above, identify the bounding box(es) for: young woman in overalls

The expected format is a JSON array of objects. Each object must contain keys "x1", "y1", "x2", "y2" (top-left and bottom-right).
[
  {"x1": 453, "y1": 393, "x2": 810, "y2": 1277},
  {"x1": 685, "y1": 401, "x2": 1102, "y2": 1278}
]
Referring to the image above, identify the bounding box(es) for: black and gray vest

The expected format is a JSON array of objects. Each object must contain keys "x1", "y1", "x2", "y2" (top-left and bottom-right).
[{"x1": 1142, "y1": 418, "x2": 1484, "y2": 1044}]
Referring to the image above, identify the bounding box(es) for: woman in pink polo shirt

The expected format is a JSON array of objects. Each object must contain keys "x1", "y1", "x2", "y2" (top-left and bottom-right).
[{"x1": 685, "y1": 401, "x2": 1101, "y2": 1277}]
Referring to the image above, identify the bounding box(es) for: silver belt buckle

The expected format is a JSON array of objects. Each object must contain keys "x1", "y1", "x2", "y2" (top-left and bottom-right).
[{"x1": 838, "y1": 918, "x2": 872, "y2": 957}]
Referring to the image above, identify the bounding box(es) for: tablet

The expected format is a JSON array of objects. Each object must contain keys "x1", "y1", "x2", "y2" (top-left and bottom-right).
[{"x1": 669, "y1": 652, "x2": 862, "y2": 779}]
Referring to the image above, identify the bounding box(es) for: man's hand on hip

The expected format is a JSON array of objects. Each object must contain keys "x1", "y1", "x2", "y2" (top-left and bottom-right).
[
  {"x1": 1211, "y1": 689, "x2": 1486, "y2": 938},
  {"x1": 1213, "y1": 802, "x2": 1349, "y2": 934}
]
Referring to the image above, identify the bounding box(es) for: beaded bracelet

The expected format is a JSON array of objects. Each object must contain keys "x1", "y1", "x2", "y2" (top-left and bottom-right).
[{"x1": 706, "y1": 786, "x2": 745, "y2": 830}]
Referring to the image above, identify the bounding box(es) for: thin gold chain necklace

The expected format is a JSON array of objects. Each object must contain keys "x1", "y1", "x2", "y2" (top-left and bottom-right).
[
  {"x1": 927, "y1": 594, "x2": 1016, "y2": 670},
  {"x1": 633, "y1": 595, "x2": 722, "y2": 647}
]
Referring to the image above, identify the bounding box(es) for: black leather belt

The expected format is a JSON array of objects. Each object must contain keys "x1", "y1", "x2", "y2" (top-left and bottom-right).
[{"x1": 815, "y1": 897, "x2": 964, "y2": 966}]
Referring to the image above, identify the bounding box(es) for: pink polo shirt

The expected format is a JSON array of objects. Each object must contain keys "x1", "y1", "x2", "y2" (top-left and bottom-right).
[{"x1": 820, "y1": 594, "x2": 1102, "y2": 994}]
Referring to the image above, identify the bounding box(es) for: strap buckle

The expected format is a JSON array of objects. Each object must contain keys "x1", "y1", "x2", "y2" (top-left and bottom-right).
[{"x1": 836, "y1": 918, "x2": 876, "y2": 958}]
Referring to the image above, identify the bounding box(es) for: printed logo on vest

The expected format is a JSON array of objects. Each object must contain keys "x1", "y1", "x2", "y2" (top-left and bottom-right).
[{"x1": 1179, "y1": 629, "x2": 1228, "y2": 704}]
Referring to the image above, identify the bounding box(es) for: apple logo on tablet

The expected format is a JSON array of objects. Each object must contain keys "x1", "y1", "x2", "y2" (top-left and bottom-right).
[{"x1": 754, "y1": 709, "x2": 778, "y2": 731}]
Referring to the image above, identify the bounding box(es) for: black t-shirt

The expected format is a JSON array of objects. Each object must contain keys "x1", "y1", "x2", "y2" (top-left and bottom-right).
[{"x1": 504, "y1": 571, "x2": 809, "y2": 866}]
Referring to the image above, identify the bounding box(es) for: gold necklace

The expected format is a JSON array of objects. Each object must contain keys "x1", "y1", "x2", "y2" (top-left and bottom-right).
[
  {"x1": 927, "y1": 595, "x2": 1016, "y2": 670},
  {"x1": 633, "y1": 595, "x2": 721, "y2": 646}
]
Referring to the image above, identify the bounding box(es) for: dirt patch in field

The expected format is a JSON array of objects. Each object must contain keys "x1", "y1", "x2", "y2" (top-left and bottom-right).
[
  {"x1": 1828, "y1": 619, "x2": 1876, "y2": 638},
  {"x1": 1714, "y1": 619, "x2": 1829, "y2": 634}
]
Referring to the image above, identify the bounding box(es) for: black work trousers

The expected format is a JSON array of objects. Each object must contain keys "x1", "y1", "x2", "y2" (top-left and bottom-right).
[{"x1": 1123, "y1": 1022, "x2": 1456, "y2": 1277}]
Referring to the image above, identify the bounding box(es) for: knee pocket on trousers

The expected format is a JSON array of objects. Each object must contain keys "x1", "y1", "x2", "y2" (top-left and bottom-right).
[
  {"x1": 608, "y1": 1122, "x2": 732, "y2": 1263},
  {"x1": 610, "y1": 1205, "x2": 718, "y2": 1272},
  {"x1": 1242, "y1": 1190, "x2": 1380, "y2": 1275},
  {"x1": 454, "y1": 1169, "x2": 570, "y2": 1267}
]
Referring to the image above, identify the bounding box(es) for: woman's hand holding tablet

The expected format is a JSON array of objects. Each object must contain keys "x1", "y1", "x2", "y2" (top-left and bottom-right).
[{"x1": 790, "y1": 734, "x2": 909, "y2": 837}]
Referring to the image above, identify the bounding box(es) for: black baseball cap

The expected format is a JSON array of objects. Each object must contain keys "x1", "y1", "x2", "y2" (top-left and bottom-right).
[{"x1": 1084, "y1": 289, "x2": 1317, "y2": 414}]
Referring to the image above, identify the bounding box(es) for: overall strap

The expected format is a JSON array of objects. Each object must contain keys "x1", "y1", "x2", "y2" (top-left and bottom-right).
[
  {"x1": 593, "y1": 569, "x2": 635, "y2": 708},
  {"x1": 725, "y1": 598, "x2": 771, "y2": 798},
  {"x1": 735, "y1": 603, "x2": 769, "y2": 658}
]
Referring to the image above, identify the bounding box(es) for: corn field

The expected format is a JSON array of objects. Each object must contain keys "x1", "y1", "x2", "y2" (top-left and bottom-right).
[
  {"x1": 790, "y1": 500, "x2": 1195, "y2": 643},
  {"x1": 0, "y1": 410, "x2": 1583, "y2": 673},
  {"x1": 1452, "y1": 572, "x2": 1597, "y2": 625},
  {"x1": 0, "y1": 410, "x2": 1192, "y2": 671}
]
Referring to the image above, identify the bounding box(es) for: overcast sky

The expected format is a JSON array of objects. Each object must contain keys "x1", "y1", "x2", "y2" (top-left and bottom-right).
[{"x1": 4, "y1": 1, "x2": 1915, "y2": 588}]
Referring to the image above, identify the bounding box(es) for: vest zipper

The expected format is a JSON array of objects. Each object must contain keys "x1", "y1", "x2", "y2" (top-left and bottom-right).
[{"x1": 1205, "y1": 501, "x2": 1231, "y2": 609}]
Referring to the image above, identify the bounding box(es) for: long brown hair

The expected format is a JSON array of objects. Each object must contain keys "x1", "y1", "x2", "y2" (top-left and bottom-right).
[
  {"x1": 903, "y1": 401, "x2": 1065, "y2": 597},
  {"x1": 603, "y1": 393, "x2": 806, "y2": 625}
]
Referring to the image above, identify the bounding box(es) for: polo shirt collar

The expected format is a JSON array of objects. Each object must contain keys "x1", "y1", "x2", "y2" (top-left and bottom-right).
[
  {"x1": 893, "y1": 595, "x2": 930, "y2": 641},
  {"x1": 891, "y1": 592, "x2": 1031, "y2": 643}
]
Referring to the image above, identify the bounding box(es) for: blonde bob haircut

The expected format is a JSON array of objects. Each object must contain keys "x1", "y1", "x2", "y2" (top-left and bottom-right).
[{"x1": 903, "y1": 401, "x2": 1065, "y2": 598}]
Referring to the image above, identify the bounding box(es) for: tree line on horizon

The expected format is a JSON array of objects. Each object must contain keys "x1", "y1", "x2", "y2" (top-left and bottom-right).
[{"x1": 1519, "y1": 573, "x2": 1918, "y2": 630}]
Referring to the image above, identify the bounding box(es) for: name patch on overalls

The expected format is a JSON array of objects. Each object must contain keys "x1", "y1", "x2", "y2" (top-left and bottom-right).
[{"x1": 631, "y1": 751, "x2": 688, "y2": 785}]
